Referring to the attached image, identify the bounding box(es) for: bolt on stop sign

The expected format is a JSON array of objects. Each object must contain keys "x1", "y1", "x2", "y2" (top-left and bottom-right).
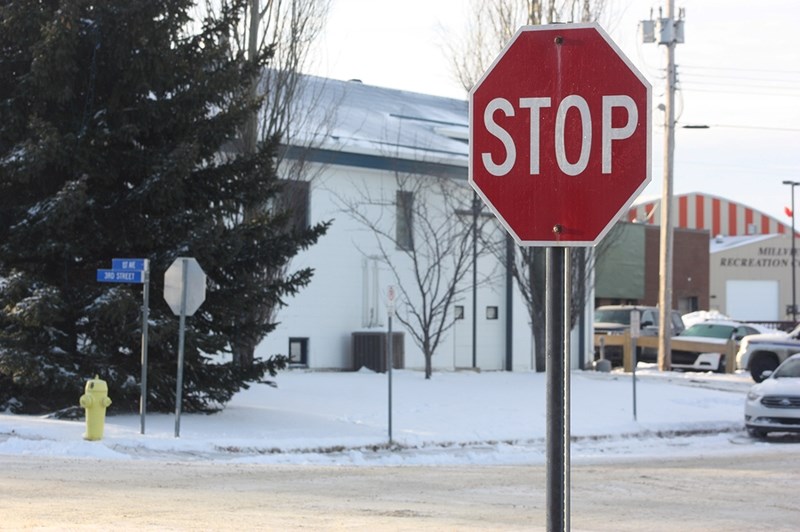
[{"x1": 469, "y1": 23, "x2": 651, "y2": 246}]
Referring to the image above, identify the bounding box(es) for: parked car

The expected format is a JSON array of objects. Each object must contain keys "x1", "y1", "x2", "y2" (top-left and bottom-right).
[
  {"x1": 672, "y1": 320, "x2": 772, "y2": 372},
  {"x1": 593, "y1": 305, "x2": 685, "y2": 366},
  {"x1": 737, "y1": 324, "x2": 800, "y2": 382},
  {"x1": 744, "y1": 353, "x2": 800, "y2": 438}
]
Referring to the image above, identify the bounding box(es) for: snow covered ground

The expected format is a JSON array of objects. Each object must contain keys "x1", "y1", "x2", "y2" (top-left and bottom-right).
[{"x1": 0, "y1": 366, "x2": 791, "y2": 465}]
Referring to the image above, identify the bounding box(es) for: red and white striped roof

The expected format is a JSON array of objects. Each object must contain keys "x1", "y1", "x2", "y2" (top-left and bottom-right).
[{"x1": 628, "y1": 192, "x2": 791, "y2": 237}]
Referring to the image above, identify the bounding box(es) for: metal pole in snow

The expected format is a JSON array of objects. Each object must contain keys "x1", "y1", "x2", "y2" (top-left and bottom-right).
[
  {"x1": 633, "y1": 336, "x2": 639, "y2": 421},
  {"x1": 139, "y1": 260, "x2": 150, "y2": 435},
  {"x1": 562, "y1": 248, "x2": 571, "y2": 530},
  {"x1": 387, "y1": 285, "x2": 396, "y2": 446},
  {"x1": 472, "y1": 192, "x2": 479, "y2": 368},
  {"x1": 546, "y1": 246, "x2": 570, "y2": 532},
  {"x1": 387, "y1": 313, "x2": 393, "y2": 445},
  {"x1": 174, "y1": 258, "x2": 188, "y2": 438},
  {"x1": 630, "y1": 309, "x2": 640, "y2": 422}
]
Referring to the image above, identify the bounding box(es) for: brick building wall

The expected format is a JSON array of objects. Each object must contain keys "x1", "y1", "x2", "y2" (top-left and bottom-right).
[{"x1": 644, "y1": 226, "x2": 710, "y2": 312}]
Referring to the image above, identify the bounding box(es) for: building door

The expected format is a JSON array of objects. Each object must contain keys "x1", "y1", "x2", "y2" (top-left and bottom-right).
[{"x1": 726, "y1": 280, "x2": 779, "y2": 321}]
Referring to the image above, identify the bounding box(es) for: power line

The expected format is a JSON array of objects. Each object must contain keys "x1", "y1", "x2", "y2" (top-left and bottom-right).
[
  {"x1": 679, "y1": 80, "x2": 800, "y2": 92},
  {"x1": 675, "y1": 68, "x2": 800, "y2": 96},
  {"x1": 681, "y1": 122, "x2": 800, "y2": 132},
  {"x1": 679, "y1": 71, "x2": 800, "y2": 86},
  {"x1": 679, "y1": 64, "x2": 800, "y2": 76},
  {"x1": 676, "y1": 85, "x2": 800, "y2": 98}
]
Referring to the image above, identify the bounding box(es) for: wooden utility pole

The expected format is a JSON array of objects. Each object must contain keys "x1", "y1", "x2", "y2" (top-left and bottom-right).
[
  {"x1": 642, "y1": 1, "x2": 684, "y2": 372},
  {"x1": 657, "y1": 0, "x2": 676, "y2": 371}
]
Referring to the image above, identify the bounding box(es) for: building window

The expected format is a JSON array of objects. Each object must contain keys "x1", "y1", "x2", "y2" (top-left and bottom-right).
[
  {"x1": 288, "y1": 337, "x2": 309, "y2": 366},
  {"x1": 678, "y1": 296, "x2": 699, "y2": 313},
  {"x1": 454, "y1": 305, "x2": 464, "y2": 320},
  {"x1": 396, "y1": 190, "x2": 414, "y2": 251},
  {"x1": 486, "y1": 306, "x2": 498, "y2": 320}
]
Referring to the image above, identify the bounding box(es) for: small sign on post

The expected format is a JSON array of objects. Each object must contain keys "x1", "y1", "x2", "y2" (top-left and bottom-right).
[
  {"x1": 96, "y1": 269, "x2": 145, "y2": 284},
  {"x1": 164, "y1": 257, "x2": 207, "y2": 438},
  {"x1": 630, "y1": 310, "x2": 639, "y2": 421},
  {"x1": 112, "y1": 258, "x2": 148, "y2": 271},
  {"x1": 386, "y1": 285, "x2": 396, "y2": 317},
  {"x1": 164, "y1": 257, "x2": 207, "y2": 317},
  {"x1": 630, "y1": 311, "x2": 641, "y2": 339}
]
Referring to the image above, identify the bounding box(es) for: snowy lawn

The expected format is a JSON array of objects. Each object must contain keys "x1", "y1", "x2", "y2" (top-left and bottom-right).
[{"x1": 0, "y1": 367, "x2": 786, "y2": 465}]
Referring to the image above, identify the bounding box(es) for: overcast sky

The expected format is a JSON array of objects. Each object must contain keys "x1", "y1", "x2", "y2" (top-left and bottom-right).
[{"x1": 308, "y1": 0, "x2": 800, "y2": 227}]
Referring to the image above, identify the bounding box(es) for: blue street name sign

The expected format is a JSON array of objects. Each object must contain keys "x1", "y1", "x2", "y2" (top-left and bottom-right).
[
  {"x1": 96, "y1": 269, "x2": 145, "y2": 284},
  {"x1": 112, "y1": 258, "x2": 147, "y2": 271}
]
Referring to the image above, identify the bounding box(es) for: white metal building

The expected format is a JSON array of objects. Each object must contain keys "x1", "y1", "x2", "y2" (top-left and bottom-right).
[{"x1": 253, "y1": 76, "x2": 592, "y2": 372}]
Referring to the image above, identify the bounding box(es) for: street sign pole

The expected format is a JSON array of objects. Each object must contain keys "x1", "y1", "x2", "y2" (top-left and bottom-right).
[
  {"x1": 386, "y1": 286, "x2": 396, "y2": 446},
  {"x1": 97, "y1": 258, "x2": 150, "y2": 434},
  {"x1": 468, "y1": 24, "x2": 649, "y2": 532},
  {"x1": 562, "y1": 249, "x2": 572, "y2": 529},
  {"x1": 387, "y1": 312, "x2": 393, "y2": 445},
  {"x1": 162, "y1": 256, "x2": 207, "y2": 438},
  {"x1": 630, "y1": 309, "x2": 641, "y2": 421},
  {"x1": 174, "y1": 259, "x2": 188, "y2": 438},
  {"x1": 545, "y1": 247, "x2": 571, "y2": 532},
  {"x1": 140, "y1": 260, "x2": 150, "y2": 435}
]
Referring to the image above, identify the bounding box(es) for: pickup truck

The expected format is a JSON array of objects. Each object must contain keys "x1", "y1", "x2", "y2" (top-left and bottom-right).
[
  {"x1": 736, "y1": 324, "x2": 800, "y2": 382},
  {"x1": 593, "y1": 305, "x2": 685, "y2": 366}
]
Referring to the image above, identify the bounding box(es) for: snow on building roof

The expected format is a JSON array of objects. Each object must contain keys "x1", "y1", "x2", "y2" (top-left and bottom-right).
[
  {"x1": 282, "y1": 75, "x2": 469, "y2": 172},
  {"x1": 708, "y1": 233, "x2": 780, "y2": 254}
]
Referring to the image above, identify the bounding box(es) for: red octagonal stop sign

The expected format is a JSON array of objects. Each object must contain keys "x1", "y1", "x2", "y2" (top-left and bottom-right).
[{"x1": 469, "y1": 23, "x2": 651, "y2": 246}]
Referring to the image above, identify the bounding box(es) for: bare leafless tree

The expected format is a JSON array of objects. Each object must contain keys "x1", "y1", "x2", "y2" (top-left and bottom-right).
[
  {"x1": 445, "y1": 0, "x2": 608, "y2": 371},
  {"x1": 446, "y1": 0, "x2": 607, "y2": 93},
  {"x1": 337, "y1": 170, "x2": 494, "y2": 379},
  {"x1": 207, "y1": 0, "x2": 332, "y2": 152},
  {"x1": 204, "y1": 0, "x2": 333, "y2": 365}
]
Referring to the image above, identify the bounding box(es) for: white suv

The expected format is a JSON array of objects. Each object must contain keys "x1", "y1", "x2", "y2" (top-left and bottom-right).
[{"x1": 737, "y1": 324, "x2": 800, "y2": 382}]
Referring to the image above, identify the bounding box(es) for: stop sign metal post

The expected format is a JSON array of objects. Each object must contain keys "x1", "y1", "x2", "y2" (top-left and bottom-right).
[
  {"x1": 469, "y1": 23, "x2": 651, "y2": 531},
  {"x1": 164, "y1": 257, "x2": 207, "y2": 437}
]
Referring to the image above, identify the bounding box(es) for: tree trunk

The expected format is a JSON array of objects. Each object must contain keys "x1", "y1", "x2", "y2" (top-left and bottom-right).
[
  {"x1": 229, "y1": 0, "x2": 263, "y2": 369},
  {"x1": 232, "y1": 336, "x2": 257, "y2": 367},
  {"x1": 424, "y1": 352, "x2": 432, "y2": 379}
]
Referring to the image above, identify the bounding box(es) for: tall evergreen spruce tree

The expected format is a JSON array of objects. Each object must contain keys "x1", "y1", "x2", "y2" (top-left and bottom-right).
[{"x1": 0, "y1": 1, "x2": 327, "y2": 414}]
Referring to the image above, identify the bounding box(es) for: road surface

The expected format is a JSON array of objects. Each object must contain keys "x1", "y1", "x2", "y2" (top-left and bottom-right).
[{"x1": 1, "y1": 448, "x2": 798, "y2": 531}]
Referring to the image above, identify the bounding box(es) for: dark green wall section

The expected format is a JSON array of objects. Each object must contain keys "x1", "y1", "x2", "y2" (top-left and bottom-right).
[{"x1": 595, "y1": 223, "x2": 645, "y2": 300}]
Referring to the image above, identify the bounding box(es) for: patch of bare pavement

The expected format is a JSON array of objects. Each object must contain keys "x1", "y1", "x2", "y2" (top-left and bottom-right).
[{"x1": 1, "y1": 447, "x2": 799, "y2": 531}]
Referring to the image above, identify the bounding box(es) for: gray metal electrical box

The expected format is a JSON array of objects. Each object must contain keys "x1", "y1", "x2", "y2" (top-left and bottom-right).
[{"x1": 639, "y1": 20, "x2": 656, "y2": 43}]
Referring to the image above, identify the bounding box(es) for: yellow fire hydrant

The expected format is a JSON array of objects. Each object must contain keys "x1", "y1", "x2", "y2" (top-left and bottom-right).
[{"x1": 79, "y1": 375, "x2": 112, "y2": 441}]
